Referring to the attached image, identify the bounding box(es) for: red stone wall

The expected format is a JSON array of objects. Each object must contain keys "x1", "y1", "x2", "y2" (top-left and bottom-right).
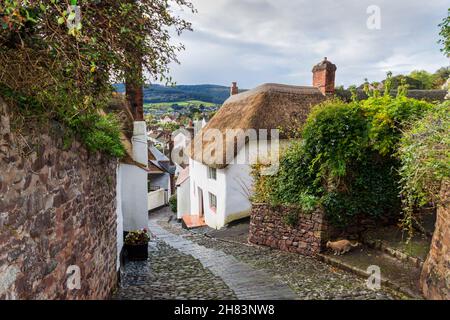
[
  {"x1": 249, "y1": 204, "x2": 329, "y2": 256},
  {"x1": 0, "y1": 99, "x2": 118, "y2": 299},
  {"x1": 420, "y1": 181, "x2": 450, "y2": 300}
]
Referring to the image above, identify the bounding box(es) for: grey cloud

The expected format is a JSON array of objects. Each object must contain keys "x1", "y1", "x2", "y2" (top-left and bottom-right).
[{"x1": 168, "y1": 0, "x2": 449, "y2": 88}]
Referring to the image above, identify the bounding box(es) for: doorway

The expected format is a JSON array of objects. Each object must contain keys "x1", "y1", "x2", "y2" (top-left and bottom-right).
[{"x1": 198, "y1": 187, "x2": 204, "y2": 218}]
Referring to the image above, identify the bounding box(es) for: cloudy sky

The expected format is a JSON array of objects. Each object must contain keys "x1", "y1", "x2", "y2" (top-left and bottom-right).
[{"x1": 167, "y1": 0, "x2": 449, "y2": 88}]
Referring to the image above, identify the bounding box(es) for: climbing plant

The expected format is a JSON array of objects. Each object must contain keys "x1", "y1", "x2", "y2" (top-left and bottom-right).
[
  {"x1": 252, "y1": 76, "x2": 435, "y2": 227},
  {"x1": 438, "y1": 8, "x2": 450, "y2": 56},
  {"x1": 398, "y1": 101, "x2": 450, "y2": 238}
]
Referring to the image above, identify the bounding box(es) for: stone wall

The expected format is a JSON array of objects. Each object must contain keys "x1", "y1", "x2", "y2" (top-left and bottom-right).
[
  {"x1": 249, "y1": 204, "x2": 329, "y2": 256},
  {"x1": 420, "y1": 181, "x2": 450, "y2": 300},
  {"x1": 0, "y1": 99, "x2": 118, "y2": 299}
]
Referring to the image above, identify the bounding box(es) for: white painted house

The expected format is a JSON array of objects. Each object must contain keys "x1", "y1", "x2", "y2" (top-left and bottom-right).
[
  {"x1": 148, "y1": 143, "x2": 175, "y2": 211},
  {"x1": 107, "y1": 96, "x2": 149, "y2": 270},
  {"x1": 182, "y1": 59, "x2": 337, "y2": 229},
  {"x1": 176, "y1": 166, "x2": 190, "y2": 220},
  {"x1": 160, "y1": 115, "x2": 177, "y2": 124},
  {"x1": 172, "y1": 126, "x2": 194, "y2": 176},
  {"x1": 120, "y1": 121, "x2": 149, "y2": 231}
]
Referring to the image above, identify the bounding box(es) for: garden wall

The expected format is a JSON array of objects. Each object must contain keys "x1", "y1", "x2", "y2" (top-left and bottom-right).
[
  {"x1": 0, "y1": 99, "x2": 118, "y2": 299},
  {"x1": 249, "y1": 204, "x2": 330, "y2": 256},
  {"x1": 420, "y1": 181, "x2": 450, "y2": 300}
]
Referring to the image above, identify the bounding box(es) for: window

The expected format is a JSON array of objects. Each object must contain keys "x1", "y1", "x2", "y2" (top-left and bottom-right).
[
  {"x1": 209, "y1": 192, "x2": 217, "y2": 211},
  {"x1": 207, "y1": 167, "x2": 217, "y2": 180}
]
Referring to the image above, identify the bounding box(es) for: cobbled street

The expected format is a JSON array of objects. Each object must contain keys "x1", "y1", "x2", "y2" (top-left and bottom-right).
[{"x1": 114, "y1": 207, "x2": 405, "y2": 300}]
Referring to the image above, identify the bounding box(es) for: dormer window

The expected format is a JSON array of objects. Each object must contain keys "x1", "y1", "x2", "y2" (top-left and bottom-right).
[{"x1": 207, "y1": 167, "x2": 217, "y2": 180}]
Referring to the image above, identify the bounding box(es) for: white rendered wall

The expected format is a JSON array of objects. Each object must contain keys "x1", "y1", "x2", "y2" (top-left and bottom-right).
[
  {"x1": 189, "y1": 158, "x2": 227, "y2": 229},
  {"x1": 222, "y1": 162, "x2": 253, "y2": 225},
  {"x1": 132, "y1": 121, "x2": 148, "y2": 165},
  {"x1": 148, "y1": 188, "x2": 166, "y2": 211},
  {"x1": 121, "y1": 121, "x2": 149, "y2": 232},
  {"x1": 176, "y1": 178, "x2": 191, "y2": 219},
  {"x1": 188, "y1": 139, "x2": 284, "y2": 229},
  {"x1": 115, "y1": 163, "x2": 124, "y2": 271},
  {"x1": 121, "y1": 164, "x2": 148, "y2": 231}
]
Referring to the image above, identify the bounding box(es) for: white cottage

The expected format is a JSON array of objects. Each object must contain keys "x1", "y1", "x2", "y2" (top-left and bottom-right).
[
  {"x1": 147, "y1": 142, "x2": 175, "y2": 211},
  {"x1": 176, "y1": 166, "x2": 190, "y2": 220},
  {"x1": 106, "y1": 96, "x2": 149, "y2": 270},
  {"x1": 183, "y1": 58, "x2": 337, "y2": 229}
]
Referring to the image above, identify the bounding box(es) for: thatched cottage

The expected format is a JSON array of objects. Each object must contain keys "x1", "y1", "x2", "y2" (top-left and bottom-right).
[{"x1": 182, "y1": 58, "x2": 336, "y2": 229}]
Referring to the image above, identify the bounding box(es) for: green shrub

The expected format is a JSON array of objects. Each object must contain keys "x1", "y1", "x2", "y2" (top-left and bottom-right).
[
  {"x1": 169, "y1": 194, "x2": 177, "y2": 213},
  {"x1": 362, "y1": 95, "x2": 433, "y2": 155},
  {"x1": 68, "y1": 113, "x2": 125, "y2": 157},
  {"x1": 283, "y1": 210, "x2": 299, "y2": 227},
  {"x1": 253, "y1": 89, "x2": 435, "y2": 228},
  {"x1": 398, "y1": 101, "x2": 450, "y2": 237},
  {"x1": 1, "y1": 84, "x2": 125, "y2": 157},
  {"x1": 125, "y1": 229, "x2": 150, "y2": 245}
]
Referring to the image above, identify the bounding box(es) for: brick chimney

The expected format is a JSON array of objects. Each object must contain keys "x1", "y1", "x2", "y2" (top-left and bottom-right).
[
  {"x1": 312, "y1": 57, "x2": 337, "y2": 95},
  {"x1": 230, "y1": 82, "x2": 239, "y2": 96}
]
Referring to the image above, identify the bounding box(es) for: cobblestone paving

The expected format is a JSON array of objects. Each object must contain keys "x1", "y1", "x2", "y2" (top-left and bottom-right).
[
  {"x1": 113, "y1": 240, "x2": 236, "y2": 300},
  {"x1": 115, "y1": 208, "x2": 406, "y2": 300},
  {"x1": 150, "y1": 216, "x2": 298, "y2": 300},
  {"x1": 158, "y1": 215, "x2": 406, "y2": 300}
]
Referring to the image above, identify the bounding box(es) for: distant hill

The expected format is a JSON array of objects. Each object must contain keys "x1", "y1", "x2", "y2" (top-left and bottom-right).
[{"x1": 113, "y1": 84, "x2": 232, "y2": 105}]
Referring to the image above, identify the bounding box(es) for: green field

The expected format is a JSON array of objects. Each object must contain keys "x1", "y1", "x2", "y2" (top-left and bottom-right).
[{"x1": 145, "y1": 100, "x2": 218, "y2": 108}]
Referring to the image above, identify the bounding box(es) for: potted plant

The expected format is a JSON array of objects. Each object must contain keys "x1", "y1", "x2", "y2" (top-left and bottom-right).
[{"x1": 124, "y1": 229, "x2": 150, "y2": 261}]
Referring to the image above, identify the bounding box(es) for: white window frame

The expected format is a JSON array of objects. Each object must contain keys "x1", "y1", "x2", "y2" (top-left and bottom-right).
[
  {"x1": 207, "y1": 167, "x2": 217, "y2": 180},
  {"x1": 209, "y1": 192, "x2": 217, "y2": 211}
]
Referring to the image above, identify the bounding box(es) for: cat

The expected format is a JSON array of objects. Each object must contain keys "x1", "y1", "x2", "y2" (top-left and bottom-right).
[{"x1": 326, "y1": 239, "x2": 360, "y2": 255}]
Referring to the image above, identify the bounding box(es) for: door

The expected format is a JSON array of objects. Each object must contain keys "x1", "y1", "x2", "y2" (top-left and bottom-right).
[{"x1": 198, "y1": 187, "x2": 204, "y2": 218}]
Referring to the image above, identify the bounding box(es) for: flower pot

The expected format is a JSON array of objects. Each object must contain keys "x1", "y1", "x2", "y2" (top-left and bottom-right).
[{"x1": 125, "y1": 244, "x2": 149, "y2": 261}]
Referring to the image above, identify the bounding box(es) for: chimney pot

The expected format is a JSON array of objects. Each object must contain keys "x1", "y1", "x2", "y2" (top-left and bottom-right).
[
  {"x1": 312, "y1": 58, "x2": 336, "y2": 95},
  {"x1": 230, "y1": 82, "x2": 239, "y2": 96}
]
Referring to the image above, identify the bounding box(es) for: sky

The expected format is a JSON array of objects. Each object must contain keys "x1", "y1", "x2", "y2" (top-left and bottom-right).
[{"x1": 165, "y1": 0, "x2": 449, "y2": 89}]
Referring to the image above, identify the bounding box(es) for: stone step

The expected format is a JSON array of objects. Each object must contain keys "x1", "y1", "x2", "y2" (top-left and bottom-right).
[
  {"x1": 318, "y1": 247, "x2": 423, "y2": 299},
  {"x1": 362, "y1": 238, "x2": 424, "y2": 270}
]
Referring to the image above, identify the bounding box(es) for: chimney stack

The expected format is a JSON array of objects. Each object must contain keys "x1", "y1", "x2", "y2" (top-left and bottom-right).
[
  {"x1": 230, "y1": 82, "x2": 239, "y2": 96},
  {"x1": 312, "y1": 57, "x2": 337, "y2": 95}
]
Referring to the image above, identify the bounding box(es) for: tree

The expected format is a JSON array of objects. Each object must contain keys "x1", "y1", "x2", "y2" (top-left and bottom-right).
[
  {"x1": 409, "y1": 70, "x2": 435, "y2": 90},
  {"x1": 433, "y1": 67, "x2": 450, "y2": 88},
  {"x1": 0, "y1": 0, "x2": 195, "y2": 113},
  {"x1": 0, "y1": 0, "x2": 194, "y2": 156},
  {"x1": 438, "y1": 8, "x2": 450, "y2": 56}
]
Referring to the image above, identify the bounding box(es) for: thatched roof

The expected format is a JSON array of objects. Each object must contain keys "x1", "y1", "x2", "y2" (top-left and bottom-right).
[
  {"x1": 176, "y1": 166, "x2": 190, "y2": 186},
  {"x1": 187, "y1": 83, "x2": 326, "y2": 169}
]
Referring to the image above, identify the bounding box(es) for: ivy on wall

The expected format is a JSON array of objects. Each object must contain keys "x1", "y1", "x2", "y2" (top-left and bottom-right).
[
  {"x1": 252, "y1": 76, "x2": 438, "y2": 230},
  {"x1": 398, "y1": 101, "x2": 450, "y2": 237}
]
